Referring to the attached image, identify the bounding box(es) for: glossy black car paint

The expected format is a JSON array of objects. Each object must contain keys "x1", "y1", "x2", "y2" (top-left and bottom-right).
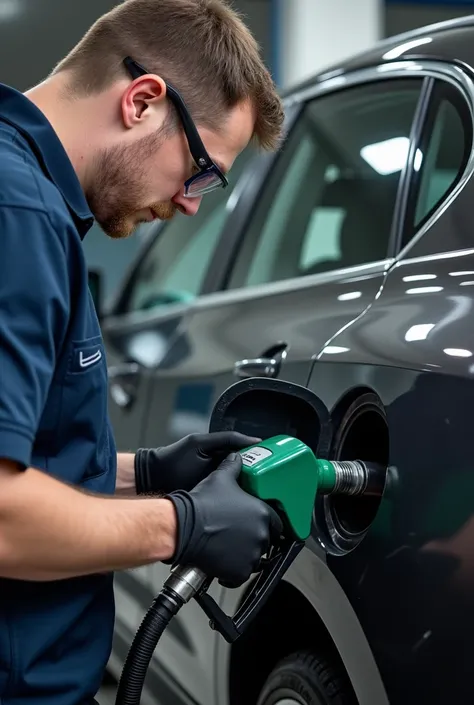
[
  {"x1": 101, "y1": 16, "x2": 474, "y2": 705},
  {"x1": 312, "y1": 255, "x2": 474, "y2": 704}
]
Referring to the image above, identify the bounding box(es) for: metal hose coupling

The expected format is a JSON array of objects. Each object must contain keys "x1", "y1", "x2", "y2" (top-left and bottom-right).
[
  {"x1": 328, "y1": 460, "x2": 386, "y2": 498},
  {"x1": 164, "y1": 565, "x2": 207, "y2": 604}
]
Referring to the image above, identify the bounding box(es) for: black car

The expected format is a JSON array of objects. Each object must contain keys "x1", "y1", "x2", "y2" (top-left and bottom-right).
[{"x1": 95, "y1": 15, "x2": 474, "y2": 705}]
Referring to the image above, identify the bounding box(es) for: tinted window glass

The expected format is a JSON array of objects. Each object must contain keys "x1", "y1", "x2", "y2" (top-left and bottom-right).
[
  {"x1": 228, "y1": 79, "x2": 423, "y2": 289},
  {"x1": 123, "y1": 148, "x2": 253, "y2": 313},
  {"x1": 411, "y1": 82, "x2": 470, "y2": 237}
]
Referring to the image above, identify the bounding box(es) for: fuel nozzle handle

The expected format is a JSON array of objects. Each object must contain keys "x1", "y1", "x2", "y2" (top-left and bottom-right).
[
  {"x1": 238, "y1": 435, "x2": 385, "y2": 541},
  {"x1": 162, "y1": 435, "x2": 386, "y2": 644}
]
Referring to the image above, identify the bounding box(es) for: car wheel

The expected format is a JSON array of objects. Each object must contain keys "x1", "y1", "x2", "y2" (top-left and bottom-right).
[{"x1": 256, "y1": 651, "x2": 356, "y2": 705}]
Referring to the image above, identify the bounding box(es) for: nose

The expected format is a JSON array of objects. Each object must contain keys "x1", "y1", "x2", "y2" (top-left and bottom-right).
[{"x1": 172, "y1": 192, "x2": 202, "y2": 216}]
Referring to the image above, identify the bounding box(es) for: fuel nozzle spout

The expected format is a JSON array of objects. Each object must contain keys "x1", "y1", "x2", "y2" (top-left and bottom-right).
[{"x1": 317, "y1": 459, "x2": 386, "y2": 498}]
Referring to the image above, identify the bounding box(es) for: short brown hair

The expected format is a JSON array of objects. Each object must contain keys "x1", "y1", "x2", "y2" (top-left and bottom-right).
[{"x1": 53, "y1": 0, "x2": 284, "y2": 150}]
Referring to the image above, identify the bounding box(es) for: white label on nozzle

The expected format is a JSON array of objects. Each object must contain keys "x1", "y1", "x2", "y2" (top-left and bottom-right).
[{"x1": 241, "y1": 446, "x2": 273, "y2": 467}]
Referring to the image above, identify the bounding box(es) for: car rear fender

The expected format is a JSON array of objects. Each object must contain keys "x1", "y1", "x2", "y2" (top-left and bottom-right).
[{"x1": 213, "y1": 546, "x2": 389, "y2": 705}]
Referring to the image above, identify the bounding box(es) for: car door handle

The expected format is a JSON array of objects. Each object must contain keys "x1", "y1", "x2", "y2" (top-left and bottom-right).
[
  {"x1": 234, "y1": 357, "x2": 280, "y2": 379},
  {"x1": 234, "y1": 343, "x2": 288, "y2": 379},
  {"x1": 108, "y1": 362, "x2": 141, "y2": 409}
]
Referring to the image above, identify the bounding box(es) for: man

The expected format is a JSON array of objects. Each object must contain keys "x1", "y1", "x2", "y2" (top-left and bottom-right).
[{"x1": 0, "y1": 1, "x2": 285, "y2": 703}]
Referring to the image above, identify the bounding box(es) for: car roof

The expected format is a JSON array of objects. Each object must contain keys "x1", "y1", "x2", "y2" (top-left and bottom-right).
[{"x1": 283, "y1": 15, "x2": 474, "y2": 99}]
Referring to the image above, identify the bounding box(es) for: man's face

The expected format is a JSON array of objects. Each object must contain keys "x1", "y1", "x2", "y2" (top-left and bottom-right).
[{"x1": 86, "y1": 99, "x2": 255, "y2": 239}]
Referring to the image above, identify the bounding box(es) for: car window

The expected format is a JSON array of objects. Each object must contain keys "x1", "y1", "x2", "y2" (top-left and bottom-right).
[
  {"x1": 227, "y1": 78, "x2": 424, "y2": 290},
  {"x1": 123, "y1": 148, "x2": 253, "y2": 313},
  {"x1": 409, "y1": 81, "x2": 471, "y2": 242}
]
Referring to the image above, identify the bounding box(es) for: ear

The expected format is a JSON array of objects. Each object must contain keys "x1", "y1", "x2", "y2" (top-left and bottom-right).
[{"x1": 120, "y1": 75, "x2": 168, "y2": 129}]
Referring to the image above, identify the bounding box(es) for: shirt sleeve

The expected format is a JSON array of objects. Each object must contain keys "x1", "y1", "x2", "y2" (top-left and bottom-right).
[{"x1": 0, "y1": 206, "x2": 70, "y2": 468}]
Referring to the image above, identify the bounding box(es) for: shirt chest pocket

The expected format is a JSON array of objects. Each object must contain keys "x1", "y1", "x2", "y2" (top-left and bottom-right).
[
  {"x1": 63, "y1": 335, "x2": 107, "y2": 423},
  {"x1": 36, "y1": 336, "x2": 110, "y2": 483}
]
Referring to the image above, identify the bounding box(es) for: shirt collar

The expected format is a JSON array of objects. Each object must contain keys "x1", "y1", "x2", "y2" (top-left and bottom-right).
[{"x1": 0, "y1": 83, "x2": 94, "y2": 238}]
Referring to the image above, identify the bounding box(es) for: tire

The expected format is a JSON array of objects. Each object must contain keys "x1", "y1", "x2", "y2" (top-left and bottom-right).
[{"x1": 256, "y1": 651, "x2": 356, "y2": 705}]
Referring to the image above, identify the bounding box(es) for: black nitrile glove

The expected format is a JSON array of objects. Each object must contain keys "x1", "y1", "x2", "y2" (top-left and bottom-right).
[
  {"x1": 166, "y1": 453, "x2": 283, "y2": 588},
  {"x1": 134, "y1": 431, "x2": 261, "y2": 495}
]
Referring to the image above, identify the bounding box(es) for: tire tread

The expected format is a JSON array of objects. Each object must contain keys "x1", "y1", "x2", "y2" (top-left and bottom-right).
[{"x1": 257, "y1": 649, "x2": 356, "y2": 705}]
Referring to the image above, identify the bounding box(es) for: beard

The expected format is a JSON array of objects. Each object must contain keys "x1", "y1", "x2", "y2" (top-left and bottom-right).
[{"x1": 86, "y1": 126, "x2": 177, "y2": 239}]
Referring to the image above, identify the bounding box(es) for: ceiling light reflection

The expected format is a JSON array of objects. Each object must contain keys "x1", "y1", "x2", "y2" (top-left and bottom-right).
[
  {"x1": 322, "y1": 346, "x2": 350, "y2": 355},
  {"x1": 338, "y1": 291, "x2": 362, "y2": 301},
  {"x1": 127, "y1": 331, "x2": 167, "y2": 368},
  {"x1": 443, "y1": 348, "x2": 472, "y2": 358},
  {"x1": 405, "y1": 323, "x2": 435, "y2": 342},
  {"x1": 376, "y1": 61, "x2": 423, "y2": 73},
  {"x1": 403, "y1": 274, "x2": 437, "y2": 282},
  {"x1": 382, "y1": 37, "x2": 433, "y2": 60},
  {"x1": 0, "y1": 0, "x2": 22, "y2": 19},
  {"x1": 361, "y1": 136, "x2": 409, "y2": 175},
  {"x1": 414, "y1": 149, "x2": 423, "y2": 172},
  {"x1": 406, "y1": 286, "x2": 443, "y2": 295}
]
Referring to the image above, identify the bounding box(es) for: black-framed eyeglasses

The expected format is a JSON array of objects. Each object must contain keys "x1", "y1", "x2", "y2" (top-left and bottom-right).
[{"x1": 123, "y1": 56, "x2": 228, "y2": 198}]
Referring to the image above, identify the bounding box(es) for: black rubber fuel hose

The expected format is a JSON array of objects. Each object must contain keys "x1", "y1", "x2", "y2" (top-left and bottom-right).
[{"x1": 115, "y1": 586, "x2": 185, "y2": 705}]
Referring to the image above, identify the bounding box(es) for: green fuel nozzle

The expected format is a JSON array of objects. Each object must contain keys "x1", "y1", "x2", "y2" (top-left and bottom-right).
[
  {"x1": 239, "y1": 434, "x2": 384, "y2": 541},
  {"x1": 164, "y1": 434, "x2": 386, "y2": 645}
]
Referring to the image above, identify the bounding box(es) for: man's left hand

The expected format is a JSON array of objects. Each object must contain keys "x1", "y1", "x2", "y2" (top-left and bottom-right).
[{"x1": 134, "y1": 432, "x2": 261, "y2": 495}]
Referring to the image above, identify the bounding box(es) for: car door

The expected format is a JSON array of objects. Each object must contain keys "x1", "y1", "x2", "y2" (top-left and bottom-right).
[
  {"x1": 143, "y1": 71, "x2": 429, "y2": 444},
  {"x1": 138, "y1": 69, "x2": 428, "y2": 703}
]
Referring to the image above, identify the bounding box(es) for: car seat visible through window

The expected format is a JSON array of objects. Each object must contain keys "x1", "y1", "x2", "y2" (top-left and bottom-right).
[{"x1": 301, "y1": 173, "x2": 400, "y2": 276}]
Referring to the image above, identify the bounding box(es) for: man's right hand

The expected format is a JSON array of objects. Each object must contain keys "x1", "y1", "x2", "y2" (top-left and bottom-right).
[{"x1": 166, "y1": 453, "x2": 283, "y2": 588}]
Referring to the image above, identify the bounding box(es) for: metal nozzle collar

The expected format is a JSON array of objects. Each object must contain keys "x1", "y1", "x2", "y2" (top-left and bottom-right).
[
  {"x1": 331, "y1": 460, "x2": 367, "y2": 496},
  {"x1": 165, "y1": 566, "x2": 207, "y2": 603}
]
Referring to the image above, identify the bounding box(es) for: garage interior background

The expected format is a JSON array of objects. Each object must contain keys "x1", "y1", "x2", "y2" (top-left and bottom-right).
[{"x1": 0, "y1": 0, "x2": 472, "y2": 304}]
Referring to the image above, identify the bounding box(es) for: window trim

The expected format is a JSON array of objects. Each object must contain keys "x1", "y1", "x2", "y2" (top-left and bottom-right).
[
  {"x1": 395, "y1": 77, "x2": 474, "y2": 263},
  {"x1": 190, "y1": 257, "x2": 395, "y2": 314},
  {"x1": 388, "y1": 76, "x2": 435, "y2": 259},
  {"x1": 200, "y1": 102, "x2": 303, "y2": 295},
  {"x1": 409, "y1": 81, "x2": 472, "y2": 234}
]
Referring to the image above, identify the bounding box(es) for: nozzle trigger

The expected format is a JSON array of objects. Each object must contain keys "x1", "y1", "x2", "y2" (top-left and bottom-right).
[{"x1": 193, "y1": 539, "x2": 304, "y2": 643}]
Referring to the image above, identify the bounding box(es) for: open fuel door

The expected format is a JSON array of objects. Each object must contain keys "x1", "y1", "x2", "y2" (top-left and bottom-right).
[
  {"x1": 209, "y1": 377, "x2": 333, "y2": 461},
  {"x1": 195, "y1": 377, "x2": 335, "y2": 643}
]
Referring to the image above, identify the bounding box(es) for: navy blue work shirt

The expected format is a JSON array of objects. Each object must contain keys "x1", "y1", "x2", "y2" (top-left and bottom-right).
[{"x1": 0, "y1": 83, "x2": 117, "y2": 704}]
